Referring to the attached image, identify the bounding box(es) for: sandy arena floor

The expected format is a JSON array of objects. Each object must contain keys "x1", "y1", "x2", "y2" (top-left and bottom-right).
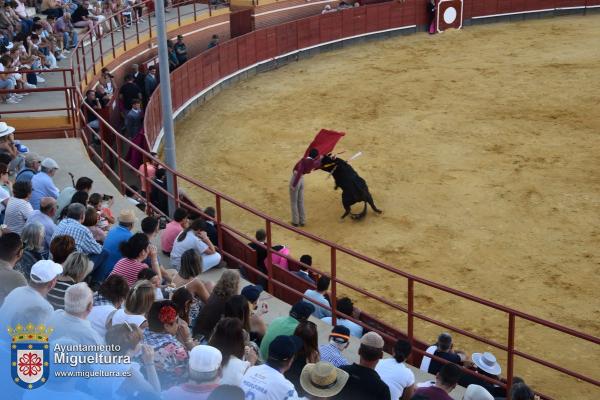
[{"x1": 174, "y1": 15, "x2": 600, "y2": 398}]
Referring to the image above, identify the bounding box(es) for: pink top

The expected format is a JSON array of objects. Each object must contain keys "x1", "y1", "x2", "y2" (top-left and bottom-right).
[
  {"x1": 271, "y1": 247, "x2": 290, "y2": 271},
  {"x1": 138, "y1": 162, "x2": 156, "y2": 193},
  {"x1": 109, "y1": 258, "x2": 148, "y2": 287},
  {"x1": 291, "y1": 156, "x2": 322, "y2": 188},
  {"x1": 161, "y1": 220, "x2": 183, "y2": 253}
]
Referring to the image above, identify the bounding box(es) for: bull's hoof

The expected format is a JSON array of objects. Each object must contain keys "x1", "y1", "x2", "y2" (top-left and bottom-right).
[
  {"x1": 374, "y1": 209, "x2": 383, "y2": 214},
  {"x1": 350, "y1": 213, "x2": 365, "y2": 220}
]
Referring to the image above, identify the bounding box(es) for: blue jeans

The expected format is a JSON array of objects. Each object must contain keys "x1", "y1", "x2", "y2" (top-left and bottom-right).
[
  {"x1": 0, "y1": 79, "x2": 15, "y2": 90},
  {"x1": 63, "y1": 31, "x2": 78, "y2": 49}
]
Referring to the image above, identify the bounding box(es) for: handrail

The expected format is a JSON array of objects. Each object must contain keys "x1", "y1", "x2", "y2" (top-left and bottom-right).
[
  {"x1": 68, "y1": 0, "x2": 220, "y2": 87},
  {"x1": 53, "y1": 1, "x2": 600, "y2": 398}
]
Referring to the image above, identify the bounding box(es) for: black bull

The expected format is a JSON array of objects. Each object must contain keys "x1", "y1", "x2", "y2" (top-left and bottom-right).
[{"x1": 320, "y1": 155, "x2": 383, "y2": 219}]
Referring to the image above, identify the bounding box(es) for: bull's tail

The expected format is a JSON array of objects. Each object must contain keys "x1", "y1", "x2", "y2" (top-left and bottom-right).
[{"x1": 367, "y1": 193, "x2": 383, "y2": 214}]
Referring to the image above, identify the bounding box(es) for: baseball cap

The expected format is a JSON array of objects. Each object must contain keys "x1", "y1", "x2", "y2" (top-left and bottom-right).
[
  {"x1": 269, "y1": 335, "x2": 303, "y2": 361},
  {"x1": 360, "y1": 332, "x2": 384, "y2": 349},
  {"x1": 118, "y1": 209, "x2": 137, "y2": 224},
  {"x1": 189, "y1": 345, "x2": 222, "y2": 373},
  {"x1": 30, "y1": 260, "x2": 63, "y2": 283},
  {"x1": 290, "y1": 301, "x2": 315, "y2": 320},
  {"x1": 241, "y1": 284, "x2": 263, "y2": 303},
  {"x1": 41, "y1": 158, "x2": 59, "y2": 169},
  {"x1": 330, "y1": 325, "x2": 350, "y2": 344}
]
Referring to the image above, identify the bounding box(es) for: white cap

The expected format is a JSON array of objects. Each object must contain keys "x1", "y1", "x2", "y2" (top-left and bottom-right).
[
  {"x1": 30, "y1": 260, "x2": 63, "y2": 283},
  {"x1": 41, "y1": 158, "x2": 59, "y2": 169},
  {"x1": 189, "y1": 345, "x2": 222, "y2": 373},
  {"x1": 464, "y1": 385, "x2": 494, "y2": 400}
]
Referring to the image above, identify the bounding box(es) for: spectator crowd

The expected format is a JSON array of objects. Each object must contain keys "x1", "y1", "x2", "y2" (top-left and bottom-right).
[{"x1": 0, "y1": 120, "x2": 540, "y2": 400}]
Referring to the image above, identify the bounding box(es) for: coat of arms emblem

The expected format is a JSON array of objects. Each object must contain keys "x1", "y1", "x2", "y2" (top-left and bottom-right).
[{"x1": 8, "y1": 323, "x2": 53, "y2": 390}]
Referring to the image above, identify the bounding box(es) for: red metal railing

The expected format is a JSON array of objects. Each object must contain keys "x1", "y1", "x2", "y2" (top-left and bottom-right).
[
  {"x1": 17, "y1": 0, "x2": 598, "y2": 398},
  {"x1": 69, "y1": 0, "x2": 225, "y2": 89},
  {"x1": 0, "y1": 67, "x2": 78, "y2": 136}
]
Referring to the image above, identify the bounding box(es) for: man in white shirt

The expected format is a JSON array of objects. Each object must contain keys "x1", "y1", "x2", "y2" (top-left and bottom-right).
[
  {"x1": 47, "y1": 282, "x2": 104, "y2": 345},
  {"x1": 0, "y1": 259, "x2": 62, "y2": 326},
  {"x1": 241, "y1": 335, "x2": 303, "y2": 400},
  {"x1": 375, "y1": 339, "x2": 416, "y2": 400},
  {"x1": 3, "y1": 181, "x2": 33, "y2": 235},
  {"x1": 303, "y1": 275, "x2": 331, "y2": 319}
]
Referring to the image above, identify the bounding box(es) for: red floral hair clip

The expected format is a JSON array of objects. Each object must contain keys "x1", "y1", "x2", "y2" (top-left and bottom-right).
[{"x1": 158, "y1": 305, "x2": 177, "y2": 325}]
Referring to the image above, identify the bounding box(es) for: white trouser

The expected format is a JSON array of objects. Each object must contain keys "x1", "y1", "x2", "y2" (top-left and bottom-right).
[{"x1": 201, "y1": 252, "x2": 222, "y2": 272}]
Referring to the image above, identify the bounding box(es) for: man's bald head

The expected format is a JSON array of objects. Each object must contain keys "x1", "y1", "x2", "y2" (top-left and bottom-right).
[{"x1": 40, "y1": 197, "x2": 57, "y2": 217}]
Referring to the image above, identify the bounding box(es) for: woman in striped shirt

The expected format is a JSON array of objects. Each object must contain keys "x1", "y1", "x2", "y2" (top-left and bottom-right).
[
  {"x1": 47, "y1": 252, "x2": 94, "y2": 309},
  {"x1": 110, "y1": 233, "x2": 162, "y2": 287}
]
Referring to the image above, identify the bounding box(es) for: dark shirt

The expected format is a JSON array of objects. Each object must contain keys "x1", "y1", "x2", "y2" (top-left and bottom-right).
[
  {"x1": 192, "y1": 295, "x2": 228, "y2": 340},
  {"x1": 96, "y1": 91, "x2": 110, "y2": 107},
  {"x1": 84, "y1": 97, "x2": 100, "y2": 122},
  {"x1": 285, "y1": 356, "x2": 308, "y2": 397},
  {"x1": 133, "y1": 72, "x2": 146, "y2": 92},
  {"x1": 248, "y1": 241, "x2": 267, "y2": 273},
  {"x1": 174, "y1": 42, "x2": 187, "y2": 63},
  {"x1": 71, "y1": 5, "x2": 89, "y2": 23},
  {"x1": 14, "y1": 250, "x2": 43, "y2": 280},
  {"x1": 428, "y1": 350, "x2": 461, "y2": 375},
  {"x1": 205, "y1": 221, "x2": 218, "y2": 247},
  {"x1": 412, "y1": 386, "x2": 453, "y2": 400},
  {"x1": 333, "y1": 363, "x2": 391, "y2": 400},
  {"x1": 150, "y1": 177, "x2": 168, "y2": 215},
  {"x1": 120, "y1": 81, "x2": 142, "y2": 110},
  {"x1": 144, "y1": 73, "x2": 157, "y2": 99},
  {"x1": 168, "y1": 50, "x2": 179, "y2": 70}
]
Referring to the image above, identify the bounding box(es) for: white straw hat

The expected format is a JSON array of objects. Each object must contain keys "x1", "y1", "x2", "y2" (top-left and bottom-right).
[
  {"x1": 472, "y1": 352, "x2": 501, "y2": 375},
  {"x1": 0, "y1": 122, "x2": 15, "y2": 137},
  {"x1": 300, "y1": 362, "x2": 349, "y2": 397}
]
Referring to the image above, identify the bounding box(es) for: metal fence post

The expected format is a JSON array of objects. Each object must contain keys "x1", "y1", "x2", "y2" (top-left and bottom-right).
[
  {"x1": 330, "y1": 247, "x2": 337, "y2": 325},
  {"x1": 507, "y1": 313, "x2": 516, "y2": 396},
  {"x1": 265, "y1": 220, "x2": 273, "y2": 293}
]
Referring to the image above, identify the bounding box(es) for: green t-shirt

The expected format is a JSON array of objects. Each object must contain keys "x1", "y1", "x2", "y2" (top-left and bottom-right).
[{"x1": 259, "y1": 316, "x2": 299, "y2": 360}]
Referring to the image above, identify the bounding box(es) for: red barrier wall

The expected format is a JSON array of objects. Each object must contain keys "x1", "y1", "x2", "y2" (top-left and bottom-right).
[{"x1": 72, "y1": 1, "x2": 598, "y2": 398}]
